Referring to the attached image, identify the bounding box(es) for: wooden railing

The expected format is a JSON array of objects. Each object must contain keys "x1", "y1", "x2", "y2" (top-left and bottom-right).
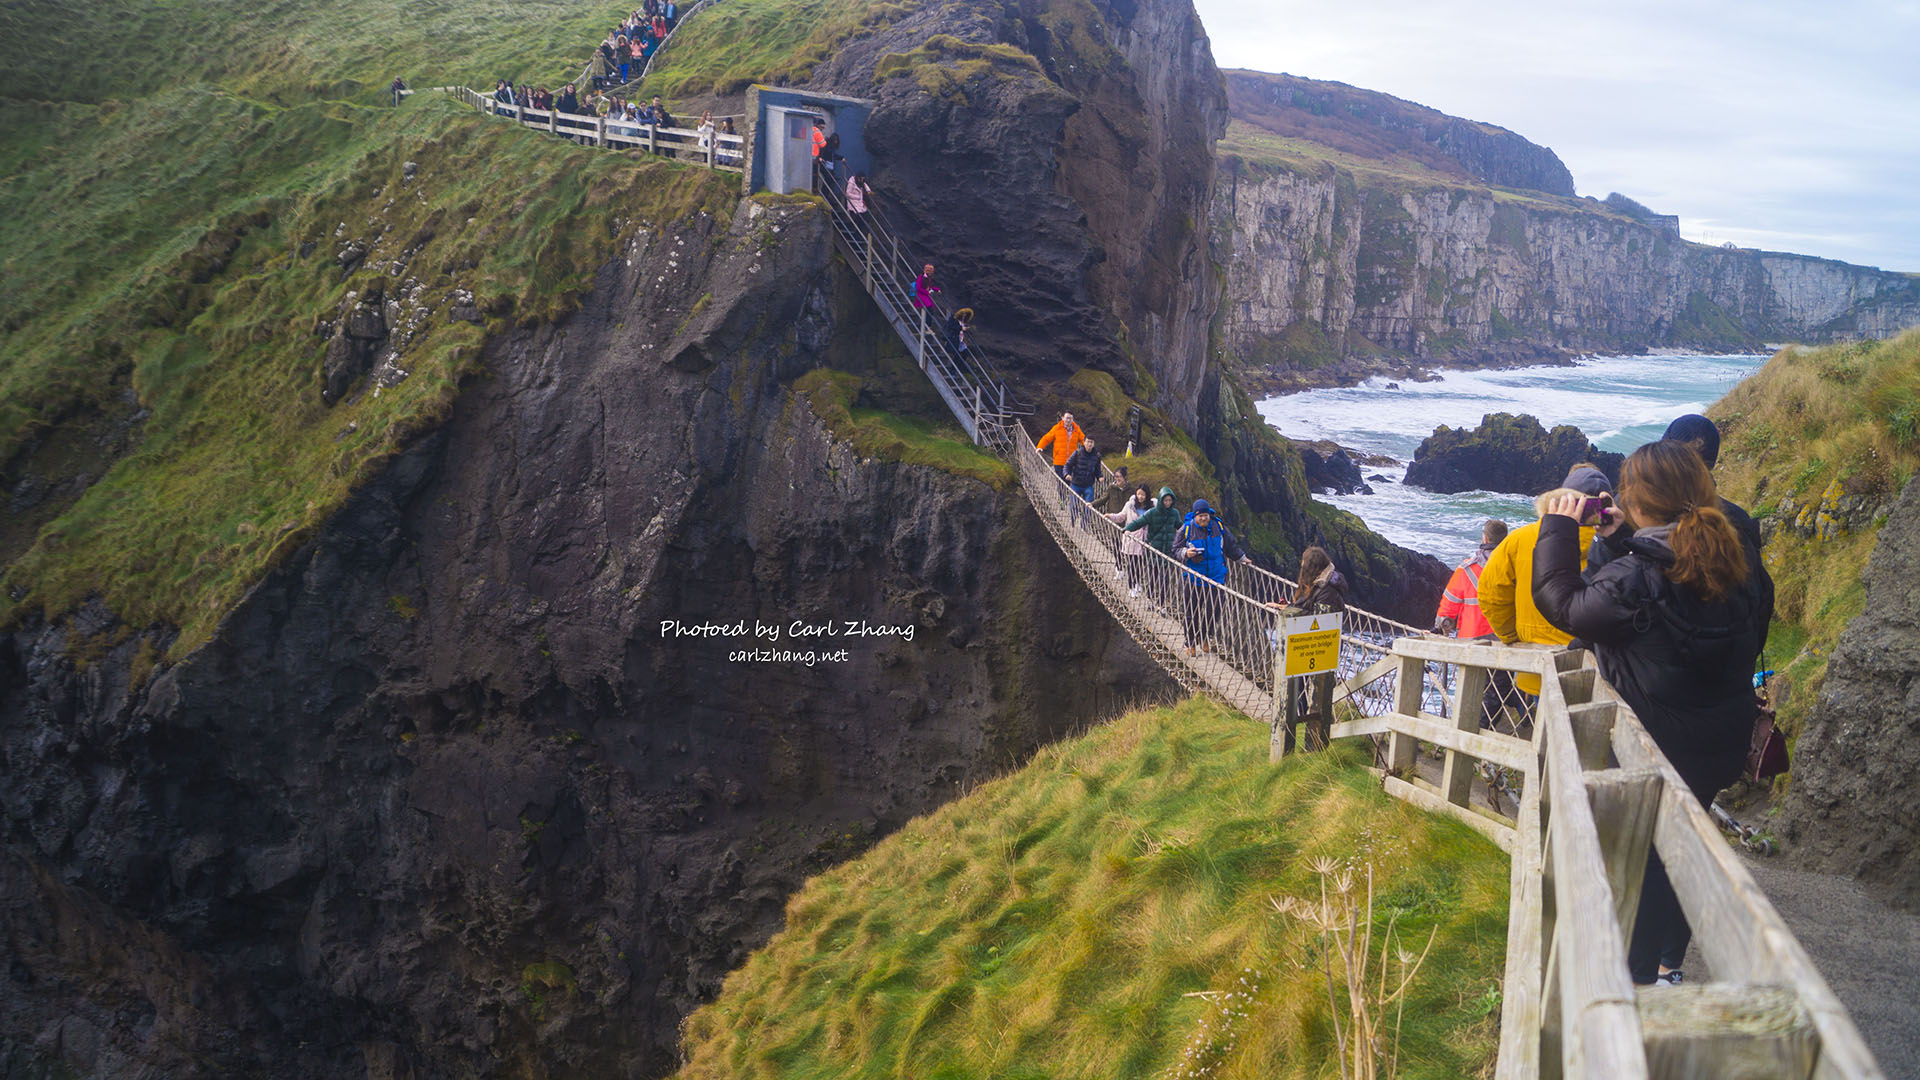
[
  {"x1": 1305, "y1": 636, "x2": 1884, "y2": 1079},
  {"x1": 447, "y1": 86, "x2": 743, "y2": 173}
]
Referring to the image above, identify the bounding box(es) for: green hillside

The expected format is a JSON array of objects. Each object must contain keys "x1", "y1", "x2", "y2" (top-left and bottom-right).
[
  {"x1": 1711, "y1": 330, "x2": 1920, "y2": 739},
  {"x1": 0, "y1": 0, "x2": 737, "y2": 656},
  {"x1": 676, "y1": 698, "x2": 1509, "y2": 1079}
]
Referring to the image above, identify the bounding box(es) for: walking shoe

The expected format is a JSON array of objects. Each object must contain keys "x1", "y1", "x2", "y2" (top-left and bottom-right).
[
  {"x1": 1130, "y1": 585, "x2": 1142, "y2": 598},
  {"x1": 1654, "y1": 969, "x2": 1683, "y2": 986}
]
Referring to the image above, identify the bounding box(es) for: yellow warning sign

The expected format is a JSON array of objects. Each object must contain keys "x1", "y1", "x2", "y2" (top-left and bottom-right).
[{"x1": 1280, "y1": 613, "x2": 1344, "y2": 677}]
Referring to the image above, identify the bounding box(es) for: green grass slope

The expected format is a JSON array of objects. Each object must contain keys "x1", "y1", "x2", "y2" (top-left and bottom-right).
[
  {"x1": 0, "y1": 1, "x2": 739, "y2": 656},
  {"x1": 677, "y1": 698, "x2": 1509, "y2": 1079},
  {"x1": 1710, "y1": 330, "x2": 1920, "y2": 739}
]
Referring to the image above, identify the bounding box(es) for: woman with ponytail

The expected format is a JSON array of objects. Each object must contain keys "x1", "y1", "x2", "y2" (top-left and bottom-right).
[{"x1": 1532, "y1": 439, "x2": 1772, "y2": 989}]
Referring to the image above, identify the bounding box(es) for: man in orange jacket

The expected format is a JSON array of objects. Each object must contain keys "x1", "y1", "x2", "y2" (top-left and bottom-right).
[
  {"x1": 1435, "y1": 519, "x2": 1507, "y2": 639},
  {"x1": 1034, "y1": 412, "x2": 1085, "y2": 480}
]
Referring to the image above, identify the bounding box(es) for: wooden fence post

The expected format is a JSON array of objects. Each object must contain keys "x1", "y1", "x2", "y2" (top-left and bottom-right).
[
  {"x1": 1442, "y1": 662, "x2": 1492, "y2": 805},
  {"x1": 646, "y1": 123, "x2": 656, "y2": 156},
  {"x1": 1386, "y1": 655, "x2": 1422, "y2": 775},
  {"x1": 597, "y1": 115, "x2": 606, "y2": 147},
  {"x1": 548, "y1": 109, "x2": 557, "y2": 135}
]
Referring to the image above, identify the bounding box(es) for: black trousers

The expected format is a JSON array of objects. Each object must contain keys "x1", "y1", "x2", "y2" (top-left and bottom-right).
[{"x1": 1628, "y1": 748, "x2": 1743, "y2": 983}]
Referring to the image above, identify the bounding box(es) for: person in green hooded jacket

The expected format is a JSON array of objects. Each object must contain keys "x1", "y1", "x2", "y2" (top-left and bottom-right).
[{"x1": 1124, "y1": 486, "x2": 1181, "y2": 607}]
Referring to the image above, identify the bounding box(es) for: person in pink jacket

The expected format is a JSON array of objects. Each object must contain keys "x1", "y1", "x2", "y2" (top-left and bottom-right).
[{"x1": 912, "y1": 264, "x2": 939, "y2": 309}]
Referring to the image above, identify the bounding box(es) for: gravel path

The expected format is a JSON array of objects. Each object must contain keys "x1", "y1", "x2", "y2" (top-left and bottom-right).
[{"x1": 1679, "y1": 857, "x2": 1920, "y2": 1078}]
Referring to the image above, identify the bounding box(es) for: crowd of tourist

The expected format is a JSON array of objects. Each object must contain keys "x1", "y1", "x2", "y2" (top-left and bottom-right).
[
  {"x1": 479, "y1": 3, "x2": 743, "y2": 164},
  {"x1": 1430, "y1": 412, "x2": 1773, "y2": 990}
]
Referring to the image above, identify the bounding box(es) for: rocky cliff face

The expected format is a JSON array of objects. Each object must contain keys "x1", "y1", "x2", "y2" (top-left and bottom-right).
[
  {"x1": 1215, "y1": 114, "x2": 1920, "y2": 389},
  {"x1": 0, "y1": 198, "x2": 1172, "y2": 1078},
  {"x1": 1780, "y1": 473, "x2": 1920, "y2": 913},
  {"x1": 799, "y1": 0, "x2": 1442, "y2": 619},
  {"x1": 1405, "y1": 413, "x2": 1621, "y2": 496}
]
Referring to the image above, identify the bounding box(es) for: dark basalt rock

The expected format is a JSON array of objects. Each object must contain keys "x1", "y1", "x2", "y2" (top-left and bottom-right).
[
  {"x1": 1, "y1": 199, "x2": 1173, "y2": 1079},
  {"x1": 1298, "y1": 444, "x2": 1370, "y2": 495},
  {"x1": 1780, "y1": 473, "x2": 1920, "y2": 912},
  {"x1": 1405, "y1": 412, "x2": 1621, "y2": 495}
]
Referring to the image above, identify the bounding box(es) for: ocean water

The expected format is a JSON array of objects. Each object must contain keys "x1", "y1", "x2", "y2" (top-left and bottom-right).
[{"x1": 1255, "y1": 353, "x2": 1769, "y2": 563}]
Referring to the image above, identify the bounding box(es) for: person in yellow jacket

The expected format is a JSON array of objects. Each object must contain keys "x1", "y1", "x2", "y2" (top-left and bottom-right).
[
  {"x1": 1477, "y1": 465, "x2": 1613, "y2": 696},
  {"x1": 1034, "y1": 412, "x2": 1085, "y2": 479}
]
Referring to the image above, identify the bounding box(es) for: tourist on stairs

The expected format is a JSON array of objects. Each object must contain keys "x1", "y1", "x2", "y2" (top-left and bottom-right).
[
  {"x1": 845, "y1": 173, "x2": 874, "y2": 241},
  {"x1": 911, "y1": 263, "x2": 941, "y2": 314},
  {"x1": 1064, "y1": 438, "x2": 1104, "y2": 530},
  {"x1": 1105, "y1": 486, "x2": 1155, "y2": 598},
  {"x1": 1478, "y1": 464, "x2": 1612, "y2": 703},
  {"x1": 1174, "y1": 499, "x2": 1251, "y2": 657},
  {"x1": 1533, "y1": 440, "x2": 1771, "y2": 991}
]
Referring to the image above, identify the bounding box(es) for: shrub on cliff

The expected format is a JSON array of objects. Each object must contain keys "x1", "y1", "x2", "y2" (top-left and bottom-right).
[
  {"x1": 676, "y1": 697, "x2": 1507, "y2": 1079},
  {"x1": 1711, "y1": 330, "x2": 1920, "y2": 738}
]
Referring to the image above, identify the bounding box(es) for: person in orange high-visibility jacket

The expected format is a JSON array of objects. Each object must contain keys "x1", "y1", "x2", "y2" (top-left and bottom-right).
[
  {"x1": 1435, "y1": 519, "x2": 1508, "y2": 639},
  {"x1": 1034, "y1": 412, "x2": 1085, "y2": 477}
]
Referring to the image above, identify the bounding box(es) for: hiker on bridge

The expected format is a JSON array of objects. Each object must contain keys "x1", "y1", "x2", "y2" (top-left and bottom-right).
[
  {"x1": 1105, "y1": 485, "x2": 1155, "y2": 598},
  {"x1": 1123, "y1": 486, "x2": 1180, "y2": 609},
  {"x1": 1174, "y1": 499, "x2": 1252, "y2": 657},
  {"x1": 1064, "y1": 438, "x2": 1104, "y2": 529},
  {"x1": 944, "y1": 308, "x2": 973, "y2": 356},
  {"x1": 1479, "y1": 464, "x2": 1612, "y2": 705},
  {"x1": 1034, "y1": 412, "x2": 1084, "y2": 481},
  {"x1": 1534, "y1": 439, "x2": 1772, "y2": 991}
]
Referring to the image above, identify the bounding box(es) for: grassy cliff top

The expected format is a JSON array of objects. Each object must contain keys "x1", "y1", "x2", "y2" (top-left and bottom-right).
[
  {"x1": 0, "y1": 1, "x2": 740, "y2": 656},
  {"x1": 1710, "y1": 330, "x2": 1920, "y2": 738},
  {"x1": 676, "y1": 697, "x2": 1509, "y2": 1079}
]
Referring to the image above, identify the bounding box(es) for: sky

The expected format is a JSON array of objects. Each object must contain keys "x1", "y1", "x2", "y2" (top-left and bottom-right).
[{"x1": 1193, "y1": 0, "x2": 1920, "y2": 272}]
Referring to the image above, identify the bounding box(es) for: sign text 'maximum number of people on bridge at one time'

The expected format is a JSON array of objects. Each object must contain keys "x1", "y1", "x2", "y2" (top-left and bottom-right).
[{"x1": 1280, "y1": 612, "x2": 1343, "y2": 677}]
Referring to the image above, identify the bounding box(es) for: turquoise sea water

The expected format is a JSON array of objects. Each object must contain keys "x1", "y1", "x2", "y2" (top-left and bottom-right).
[{"x1": 1255, "y1": 353, "x2": 1769, "y2": 562}]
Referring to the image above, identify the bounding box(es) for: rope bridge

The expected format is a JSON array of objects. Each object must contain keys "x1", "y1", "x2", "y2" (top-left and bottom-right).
[{"x1": 811, "y1": 168, "x2": 1887, "y2": 1079}]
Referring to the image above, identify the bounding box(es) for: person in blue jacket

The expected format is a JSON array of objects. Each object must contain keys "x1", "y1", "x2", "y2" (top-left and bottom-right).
[{"x1": 1173, "y1": 499, "x2": 1252, "y2": 656}]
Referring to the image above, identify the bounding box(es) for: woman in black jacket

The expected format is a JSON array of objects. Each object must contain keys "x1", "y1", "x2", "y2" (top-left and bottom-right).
[{"x1": 1532, "y1": 439, "x2": 1771, "y2": 988}]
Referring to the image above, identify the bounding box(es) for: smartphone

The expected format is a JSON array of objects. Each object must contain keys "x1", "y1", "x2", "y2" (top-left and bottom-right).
[{"x1": 1579, "y1": 494, "x2": 1613, "y2": 524}]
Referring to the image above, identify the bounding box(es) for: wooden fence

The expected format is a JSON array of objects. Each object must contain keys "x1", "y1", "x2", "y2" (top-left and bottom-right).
[
  {"x1": 1302, "y1": 636, "x2": 1883, "y2": 1078},
  {"x1": 447, "y1": 86, "x2": 744, "y2": 173}
]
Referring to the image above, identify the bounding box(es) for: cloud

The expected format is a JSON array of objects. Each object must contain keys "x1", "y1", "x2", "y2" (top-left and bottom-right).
[{"x1": 1198, "y1": 0, "x2": 1920, "y2": 270}]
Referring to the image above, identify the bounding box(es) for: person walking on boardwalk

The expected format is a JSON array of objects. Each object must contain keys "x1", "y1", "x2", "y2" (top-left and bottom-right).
[
  {"x1": 1064, "y1": 437, "x2": 1104, "y2": 529},
  {"x1": 1105, "y1": 485, "x2": 1155, "y2": 597},
  {"x1": 1034, "y1": 412, "x2": 1084, "y2": 481},
  {"x1": 1533, "y1": 440, "x2": 1771, "y2": 991},
  {"x1": 1478, "y1": 464, "x2": 1612, "y2": 702},
  {"x1": 1174, "y1": 499, "x2": 1251, "y2": 657}
]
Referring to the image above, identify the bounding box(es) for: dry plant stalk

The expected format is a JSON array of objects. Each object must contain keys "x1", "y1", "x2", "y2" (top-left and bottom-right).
[{"x1": 1271, "y1": 857, "x2": 1438, "y2": 1080}]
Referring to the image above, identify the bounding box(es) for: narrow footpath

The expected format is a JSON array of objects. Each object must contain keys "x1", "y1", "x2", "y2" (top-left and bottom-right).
[{"x1": 1682, "y1": 859, "x2": 1920, "y2": 1078}]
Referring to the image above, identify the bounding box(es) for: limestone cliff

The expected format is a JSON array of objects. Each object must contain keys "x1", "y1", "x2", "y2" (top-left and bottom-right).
[{"x1": 1214, "y1": 79, "x2": 1920, "y2": 390}]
